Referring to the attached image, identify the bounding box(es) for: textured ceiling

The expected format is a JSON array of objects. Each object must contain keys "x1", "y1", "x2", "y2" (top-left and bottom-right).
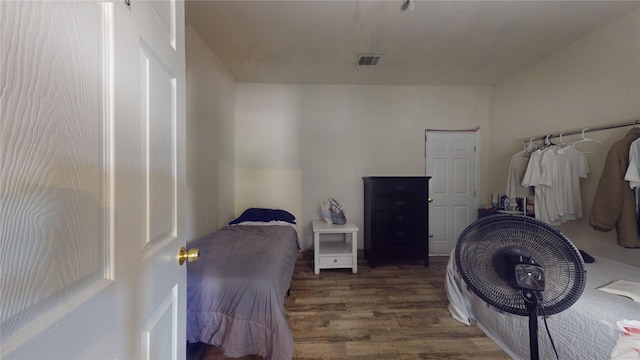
[{"x1": 186, "y1": 0, "x2": 640, "y2": 86}]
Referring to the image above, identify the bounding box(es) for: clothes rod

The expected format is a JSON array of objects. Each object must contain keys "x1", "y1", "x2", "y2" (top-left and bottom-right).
[{"x1": 524, "y1": 119, "x2": 640, "y2": 143}]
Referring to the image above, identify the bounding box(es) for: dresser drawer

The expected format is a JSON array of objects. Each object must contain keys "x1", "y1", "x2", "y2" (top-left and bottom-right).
[
  {"x1": 371, "y1": 179, "x2": 426, "y2": 196},
  {"x1": 373, "y1": 196, "x2": 427, "y2": 210},
  {"x1": 377, "y1": 242, "x2": 425, "y2": 259},
  {"x1": 373, "y1": 225, "x2": 426, "y2": 244},
  {"x1": 373, "y1": 211, "x2": 426, "y2": 227}
]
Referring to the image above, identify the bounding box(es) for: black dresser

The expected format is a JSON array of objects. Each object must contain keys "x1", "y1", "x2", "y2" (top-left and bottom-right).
[{"x1": 363, "y1": 176, "x2": 431, "y2": 267}]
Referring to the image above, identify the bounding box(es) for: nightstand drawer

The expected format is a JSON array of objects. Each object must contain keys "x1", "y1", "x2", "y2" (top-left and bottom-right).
[{"x1": 319, "y1": 255, "x2": 353, "y2": 267}]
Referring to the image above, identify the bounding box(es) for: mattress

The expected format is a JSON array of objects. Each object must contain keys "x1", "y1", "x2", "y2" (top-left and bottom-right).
[
  {"x1": 186, "y1": 224, "x2": 299, "y2": 359},
  {"x1": 446, "y1": 251, "x2": 640, "y2": 359}
]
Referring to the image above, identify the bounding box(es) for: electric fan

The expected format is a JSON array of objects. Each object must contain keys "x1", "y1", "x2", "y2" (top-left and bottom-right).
[{"x1": 455, "y1": 214, "x2": 586, "y2": 360}]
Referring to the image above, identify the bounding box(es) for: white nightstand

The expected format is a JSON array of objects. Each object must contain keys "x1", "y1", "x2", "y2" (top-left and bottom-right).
[{"x1": 312, "y1": 220, "x2": 359, "y2": 274}]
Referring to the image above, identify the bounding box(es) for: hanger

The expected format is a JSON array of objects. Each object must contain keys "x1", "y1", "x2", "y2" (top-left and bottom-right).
[
  {"x1": 558, "y1": 132, "x2": 567, "y2": 146},
  {"x1": 538, "y1": 134, "x2": 556, "y2": 150},
  {"x1": 570, "y1": 128, "x2": 602, "y2": 148},
  {"x1": 552, "y1": 132, "x2": 570, "y2": 153},
  {"x1": 524, "y1": 137, "x2": 534, "y2": 150},
  {"x1": 521, "y1": 137, "x2": 536, "y2": 156}
]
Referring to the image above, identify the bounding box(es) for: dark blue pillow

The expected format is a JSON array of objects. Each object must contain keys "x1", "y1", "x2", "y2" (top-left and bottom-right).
[{"x1": 229, "y1": 208, "x2": 296, "y2": 225}]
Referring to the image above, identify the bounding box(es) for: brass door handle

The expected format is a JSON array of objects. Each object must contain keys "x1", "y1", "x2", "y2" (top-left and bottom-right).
[
  {"x1": 428, "y1": 197, "x2": 434, "y2": 203},
  {"x1": 178, "y1": 246, "x2": 199, "y2": 265}
]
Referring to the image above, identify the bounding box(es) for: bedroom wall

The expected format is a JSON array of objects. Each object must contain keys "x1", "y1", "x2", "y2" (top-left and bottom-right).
[
  {"x1": 489, "y1": 9, "x2": 640, "y2": 267},
  {"x1": 184, "y1": 25, "x2": 237, "y2": 241},
  {"x1": 235, "y1": 85, "x2": 491, "y2": 249}
]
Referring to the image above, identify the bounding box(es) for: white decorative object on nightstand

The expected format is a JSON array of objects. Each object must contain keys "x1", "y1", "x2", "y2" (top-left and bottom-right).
[{"x1": 312, "y1": 220, "x2": 359, "y2": 274}]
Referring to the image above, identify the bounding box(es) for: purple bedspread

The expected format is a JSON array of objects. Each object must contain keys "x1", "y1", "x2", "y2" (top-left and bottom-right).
[{"x1": 187, "y1": 225, "x2": 299, "y2": 359}]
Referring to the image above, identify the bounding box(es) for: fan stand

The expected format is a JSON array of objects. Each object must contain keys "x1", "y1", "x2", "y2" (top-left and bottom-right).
[{"x1": 523, "y1": 290, "x2": 541, "y2": 360}]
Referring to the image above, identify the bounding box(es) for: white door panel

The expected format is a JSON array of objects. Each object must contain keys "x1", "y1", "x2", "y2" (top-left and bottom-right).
[
  {"x1": 1, "y1": 2, "x2": 113, "y2": 355},
  {"x1": 140, "y1": 39, "x2": 179, "y2": 257},
  {"x1": 1, "y1": 1, "x2": 186, "y2": 358},
  {"x1": 118, "y1": 0, "x2": 187, "y2": 358},
  {"x1": 426, "y1": 132, "x2": 477, "y2": 255}
]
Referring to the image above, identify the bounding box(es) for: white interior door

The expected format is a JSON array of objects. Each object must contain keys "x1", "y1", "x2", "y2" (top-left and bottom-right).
[
  {"x1": 425, "y1": 131, "x2": 477, "y2": 255},
  {"x1": 1, "y1": 1, "x2": 187, "y2": 359}
]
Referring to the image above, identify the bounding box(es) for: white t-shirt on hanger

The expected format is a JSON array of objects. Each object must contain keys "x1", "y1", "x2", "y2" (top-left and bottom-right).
[
  {"x1": 624, "y1": 137, "x2": 640, "y2": 188},
  {"x1": 506, "y1": 148, "x2": 532, "y2": 199},
  {"x1": 522, "y1": 147, "x2": 555, "y2": 224},
  {"x1": 539, "y1": 146, "x2": 589, "y2": 223}
]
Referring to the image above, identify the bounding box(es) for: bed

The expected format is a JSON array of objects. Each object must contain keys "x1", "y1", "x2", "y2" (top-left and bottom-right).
[
  {"x1": 186, "y1": 208, "x2": 301, "y2": 359},
  {"x1": 446, "y1": 250, "x2": 640, "y2": 359}
]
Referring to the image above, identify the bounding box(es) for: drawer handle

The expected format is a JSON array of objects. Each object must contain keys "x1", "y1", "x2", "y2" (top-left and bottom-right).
[
  {"x1": 395, "y1": 200, "x2": 405, "y2": 206},
  {"x1": 395, "y1": 185, "x2": 405, "y2": 191},
  {"x1": 333, "y1": 259, "x2": 338, "y2": 263}
]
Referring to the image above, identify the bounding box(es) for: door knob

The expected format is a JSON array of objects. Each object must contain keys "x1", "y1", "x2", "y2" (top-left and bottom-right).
[
  {"x1": 178, "y1": 246, "x2": 199, "y2": 265},
  {"x1": 428, "y1": 197, "x2": 434, "y2": 203}
]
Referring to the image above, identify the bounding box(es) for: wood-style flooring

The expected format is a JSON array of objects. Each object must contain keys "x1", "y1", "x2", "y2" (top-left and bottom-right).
[{"x1": 187, "y1": 251, "x2": 510, "y2": 360}]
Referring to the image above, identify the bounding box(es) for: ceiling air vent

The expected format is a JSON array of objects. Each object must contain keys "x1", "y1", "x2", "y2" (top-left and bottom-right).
[{"x1": 356, "y1": 54, "x2": 382, "y2": 66}]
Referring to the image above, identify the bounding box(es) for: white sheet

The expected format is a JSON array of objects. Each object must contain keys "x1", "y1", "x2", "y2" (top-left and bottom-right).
[{"x1": 446, "y1": 250, "x2": 640, "y2": 359}]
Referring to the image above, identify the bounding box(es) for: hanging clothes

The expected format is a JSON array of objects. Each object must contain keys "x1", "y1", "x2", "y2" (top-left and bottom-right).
[
  {"x1": 540, "y1": 145, "x2": 589, "y2": 223},
  {"x1": 505, "y1": 147, "x2": 532, "y2": 199},
  {"x1": 623, "y1": 137, "x2": 640, "y2": 234},
  {"x1": 589, "y1": 127, "x2": 640, "y2": 248},
  {"x1": 522, "y1": 145, "x2": 556, "y2": 224},
  {"x1": 625, "y1": 137, "x2": 640, "y2": 187},
  {"x1": 521, "y1": 142, "x2": 589, "y2": 225}
]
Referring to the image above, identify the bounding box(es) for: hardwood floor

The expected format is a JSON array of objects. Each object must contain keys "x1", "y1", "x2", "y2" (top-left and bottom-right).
[{"x1": 188, "y1": 251, "x2": 510, "y2": 359}]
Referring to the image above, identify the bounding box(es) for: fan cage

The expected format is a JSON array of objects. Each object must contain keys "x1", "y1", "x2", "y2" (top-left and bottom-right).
[{"x1": 455, "y1": 214, "x2": 586, "y2": 316}]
